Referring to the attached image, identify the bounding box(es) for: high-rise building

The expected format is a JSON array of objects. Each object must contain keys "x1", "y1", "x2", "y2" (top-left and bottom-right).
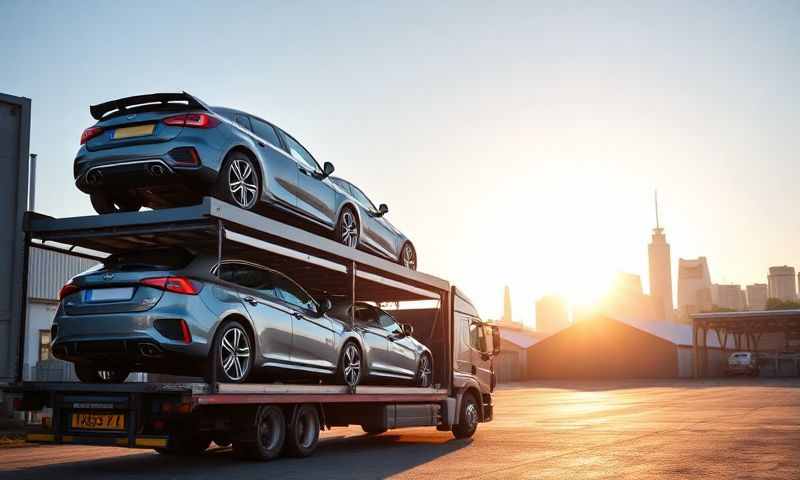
[
  {"x1": 767, "y1": 266, "x2": 796, "y2": 301},
  {"x1": 535, "y1": 295, "x2": 570, "y2": 333},
  {"x1": 503, "y1": 285, "x2": 512, "y2": 323},
  {"x1": 713, "y1": 284, "x2": 745, "y2": 311},
  {"x1": 648, "y1": 192, "x2": 673, "y2": 321},
  {"x1": 745, "y1": 284, "x2": 768, "y2": 311},
  {"x1": 677, "y1": 257, "x2": 712, "y2": 314},
  {"x1": 614, "y1": 272, "x2": 643, "y2": 296}
]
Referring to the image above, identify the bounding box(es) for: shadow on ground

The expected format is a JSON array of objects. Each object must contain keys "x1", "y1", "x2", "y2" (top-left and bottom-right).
[{"x1": 0, "y1": 432, "x2": 471, "y2": 480}]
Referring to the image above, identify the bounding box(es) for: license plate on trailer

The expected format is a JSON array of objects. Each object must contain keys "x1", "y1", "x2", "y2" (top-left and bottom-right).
[
  {"x1": 71, "y1": 413, "x2": 126, "y2": 431},
  {"x1": 113, "y1": 124, "x2": 155, "y2": 139},
  {"x1": 84, "y1": 287, "x2": 134, "y2": 302}
]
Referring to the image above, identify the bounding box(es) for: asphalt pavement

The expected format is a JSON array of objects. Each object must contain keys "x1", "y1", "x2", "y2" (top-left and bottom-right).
[{"x1": 0, "y1": 378, "x2": 798, "y2": 479}]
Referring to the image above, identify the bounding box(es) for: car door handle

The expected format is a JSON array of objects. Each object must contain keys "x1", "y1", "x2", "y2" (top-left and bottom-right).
[
  {"x1": 291, "y1": 312, "x2": 304, "y2": 319},
  {"x1": 243, "y1": 296, "x2": 259, "y2": 306},
  {"x1": 257, "y1": 141, "x2": 266, "y2": 147}
]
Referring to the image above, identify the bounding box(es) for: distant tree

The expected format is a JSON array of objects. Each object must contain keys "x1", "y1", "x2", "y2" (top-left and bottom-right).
[
  {"x1": 766, "y1": 298, "x2": 800, "y2": 310},
  {"x1": 703, "y1": 305, "x2": 736, "y2": 313}
]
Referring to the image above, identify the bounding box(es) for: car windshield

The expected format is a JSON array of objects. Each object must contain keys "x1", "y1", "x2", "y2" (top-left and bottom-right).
[{"x1": 103, "y1": 248, "x2": 193, "y2": 271}]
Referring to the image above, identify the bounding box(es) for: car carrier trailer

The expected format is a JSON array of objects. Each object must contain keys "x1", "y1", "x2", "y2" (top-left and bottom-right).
[{"x1": 9, "y1": 197, "x2": 499, "y2": 460}]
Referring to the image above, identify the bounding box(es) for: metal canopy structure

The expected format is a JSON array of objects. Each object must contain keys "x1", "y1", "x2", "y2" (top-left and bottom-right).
[
  {"x1": 691, "y1": 309, "x2": 800, "y2": 377},
  {"x1": 22, "y1": 196, "x2": 453, "y2": 390}
]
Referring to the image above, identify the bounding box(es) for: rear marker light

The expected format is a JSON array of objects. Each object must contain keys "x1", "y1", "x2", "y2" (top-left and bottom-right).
[
  {"x1": 80, "y1": 126, "x2": 104, "y2": 144},
  {"x1": 163, "y1": 113, "x2": 219, "y2": 128},
  {"x1": 59, "y1": 283, "x2": 80, "y2": 300},
  {"x1": 141, "y1": 276, "x2": 201, "y2": 295}
]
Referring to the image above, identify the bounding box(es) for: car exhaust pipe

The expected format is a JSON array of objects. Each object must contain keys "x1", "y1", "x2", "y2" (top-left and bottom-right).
[
  {"x1": 86, "y1": 170, "x2": 102, "y2": 185},
  {"x1": 139, "y1": 343, "x2": 162, "y2": 357},
  {"x1": 148, "y1": 164, "x2": 166, "y2": 176}
]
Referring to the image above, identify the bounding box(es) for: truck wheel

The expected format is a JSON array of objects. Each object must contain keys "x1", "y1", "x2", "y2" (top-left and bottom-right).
[
  {"x1": 284, "y1": 404, "x2": 320, "y2": 457},
  {"x1": 337, "y1": 341, "x2": 363, "y2": 388},
  {"x1": 452, "y1": 393, "x2": 479, "y2": 439},
  {"x1": 233, "y1": 405, "x2": 285, "y2": 461},
  {"x1": 75, "y1": 364, "x2": 130, "y2": 384}
]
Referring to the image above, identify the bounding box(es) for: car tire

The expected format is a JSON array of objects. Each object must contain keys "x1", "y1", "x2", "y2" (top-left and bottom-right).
[
  {"x1": 337, "y1": 341, "x2": 363, "y2": 388},
  {"x1": 74, "y1": 364, "x2": 130, "y2": 384},
  {"x1": 284, "y1": 404, "x2": 320, "y2": 458},
  {"x1": 452, "y1": 392, "x2": 479, "y2": 439},
  {"x1": 216, "y1": 152, "x2": 260, "y2": 210},
  {"x1": 400, "y1": 242, "x2": 417, "y2": 270},
  {"x1": 233, "y1": 405, "x2": 285, "y2": 461},
  {"x1": 335, "y1": 207, "x2": 359, "y2": 248},
  {"x1": 210, "y1": 320, "x2": 253, "y2": 383},
  {"x1": 416, "y1": 353, "x2": 433, "y2": 388},
  {"x1": 90, "y1": 192, "x2": 142, "y2": 214}
]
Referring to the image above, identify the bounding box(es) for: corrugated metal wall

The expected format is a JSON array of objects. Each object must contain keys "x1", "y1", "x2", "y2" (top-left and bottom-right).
[{"x1": 28, "y1": 247, "x2": 98, "y2": 301}]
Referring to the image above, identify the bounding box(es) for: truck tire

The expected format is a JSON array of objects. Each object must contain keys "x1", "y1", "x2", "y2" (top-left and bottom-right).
[
  {"x1": 452, "y1": 393, "x2": 479, "y2": 439},
  {"x1": 284, "y1": 404, "x2": 320, "y2": 457},
  {"x1": 233, "y1": 405, "x2": 285, "y2": 461},
  {"x1": 361, "y1": 424, "x2": 387, "y2": 435}
]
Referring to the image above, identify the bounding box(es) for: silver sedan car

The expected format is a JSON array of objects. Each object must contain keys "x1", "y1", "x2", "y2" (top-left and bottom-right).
[{"x1": 51, "y1": 248, "x2": 432, "y2": 386}]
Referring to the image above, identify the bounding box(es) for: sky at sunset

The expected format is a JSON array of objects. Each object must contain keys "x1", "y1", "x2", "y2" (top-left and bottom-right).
[{"x1": 2, "y1": 2, "x2": 799, "y2": 327}]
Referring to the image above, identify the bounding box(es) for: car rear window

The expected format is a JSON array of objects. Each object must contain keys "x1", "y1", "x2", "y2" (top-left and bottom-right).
[{"x1": 103, "y1": 248, "x2": 194, "y2": 271}]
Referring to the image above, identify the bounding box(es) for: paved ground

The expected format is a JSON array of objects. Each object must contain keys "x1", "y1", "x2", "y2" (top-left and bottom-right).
[{"x1": 0, "y1": 378, "x2": 798, "y2": 479}]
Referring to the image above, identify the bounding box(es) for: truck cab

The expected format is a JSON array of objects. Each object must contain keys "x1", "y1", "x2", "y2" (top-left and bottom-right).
[{"x1": 452, "y1": 287, "x2": 500, "y2": 427}]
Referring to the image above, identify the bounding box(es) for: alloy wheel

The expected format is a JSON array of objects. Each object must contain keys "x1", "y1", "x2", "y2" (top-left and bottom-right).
[
  {"x1": 220, "y1": 326, "x2": 251, "y2": 381},
  {"x1": 340, "y1": 211, "x2": 358, "y2": 248},
  {"x1": 417, "y1": 355, "x2": 432, "y2": 387},
  {"x1": 342, "y1": 343, "x2": 361, "y2": 386},
  {"x1": 402, "y1": 244, "x2": 416, "y2": 270},
  {"x1": 228, "y1": 158, "x2": 258, "y2": 209},
  {"x1": 465, "y1": 401, "x2": 479, "y2": 429}
]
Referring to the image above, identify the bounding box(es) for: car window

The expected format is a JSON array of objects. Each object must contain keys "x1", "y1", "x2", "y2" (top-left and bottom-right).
[
  {"x1": 218, "y1": 263, "x2": 277, "y2": 298},
  {"x1": 273, "y1": 272, "x2": 317, "y2": 311},
  {"x1": 349, "y1": 184, "x2": 377, "y2": 212},
  {"x1": 251, "y1": 118, "x2": 282, "y2": 148},
  {"x1": 378, "y1": 311, "x2": 401, "y2": 333},
  {"x1": 278, "y1": 130, "x2": 320, "y2": 172},
  {"x1": 104, "y1": 247, "x2": 194, "y2": 271},
  {"x1": 354, "y1": 305, "x2": 379, "y2": 325},
  {"x1": 234, "y1": 115, "x2": 252, "y2": 132},
  {"x1": 331, "y1": 178, "x2": 352, "y2": 195}
]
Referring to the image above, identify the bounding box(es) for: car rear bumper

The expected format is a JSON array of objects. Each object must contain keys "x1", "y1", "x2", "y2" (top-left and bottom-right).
[{"x1": 74, "y1": 137, "x2": 225, "y2": 194}]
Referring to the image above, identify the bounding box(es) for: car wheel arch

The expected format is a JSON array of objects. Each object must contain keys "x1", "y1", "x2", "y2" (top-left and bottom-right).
[
  {"x1": 221, "y1": 144, "x2": 268, "y2": 200},
  {"x1": 338, "y1": 334, "x2": 368, "y2": 377}
]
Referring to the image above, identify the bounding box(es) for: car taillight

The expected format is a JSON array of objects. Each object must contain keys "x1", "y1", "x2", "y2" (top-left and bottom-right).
[
  {"x1": 80, "y1": 126, "x2": 104, "y2": 144},
  {"x1": 163, "y1": 113, "x2": 219, "y2": 128},
  {"x1": 59, "y1": 283, "x2": 80, "y2": 300},
  {"x1": 141, "y1": 276, "x2": 201, "y2": 295}
]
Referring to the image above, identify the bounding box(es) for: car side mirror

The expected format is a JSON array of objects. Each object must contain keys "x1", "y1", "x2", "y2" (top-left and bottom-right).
[
  {"x1": 490, "y1": 325, "x2": 501, "y2": 356},
  {"x1": 377, "y1": 203, "x2": 389, "y2": 217},
  {"x1": 402, "y1": 323, "x2": 413, "y2": 337},
  {"x1": 322, "y1": 161, "x2": 335, "y2": 178},
  {"x1": 317, "y1": 298, "x2": 332, "y2": 315}
]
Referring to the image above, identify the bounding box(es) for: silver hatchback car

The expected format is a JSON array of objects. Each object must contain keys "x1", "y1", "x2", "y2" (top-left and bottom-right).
[
  {"x1": 51, "y1": 248, "x2": 433, "y2": 386},
  {"x1": 73, "y1": 92, "x2": 417, "y2": 268}
]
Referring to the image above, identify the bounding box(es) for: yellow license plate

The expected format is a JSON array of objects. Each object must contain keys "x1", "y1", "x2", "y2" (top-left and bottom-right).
[
  {"x1": 71, "y1": 413, "x2": 126, "y2": 430},
  {"x1": 113, "y1": 124, "x2": 154, "y2": 139}
]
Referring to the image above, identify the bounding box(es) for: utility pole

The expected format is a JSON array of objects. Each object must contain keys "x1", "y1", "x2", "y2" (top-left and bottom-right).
[{"x1": 28, "y1": 153, "x2": 37, "y2": 211}]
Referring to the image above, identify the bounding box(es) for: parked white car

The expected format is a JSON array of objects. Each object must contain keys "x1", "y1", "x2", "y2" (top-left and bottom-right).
[{"x1": 726, "y1": 351, "x2": 759, "y2": 376}]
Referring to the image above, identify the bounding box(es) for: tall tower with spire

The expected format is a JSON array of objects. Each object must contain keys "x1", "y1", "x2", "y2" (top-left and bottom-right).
[
  {"x1": 503, "y1": 285, "x2": 512, "y2": 323},
  {"x1": 648, "y1": 191, "x2": 674, "y2": 321}
]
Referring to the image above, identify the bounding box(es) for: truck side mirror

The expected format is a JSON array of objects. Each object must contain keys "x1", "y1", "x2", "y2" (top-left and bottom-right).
[{"x1": 491, "y1": 326, "x2": 501, "y2": 355}]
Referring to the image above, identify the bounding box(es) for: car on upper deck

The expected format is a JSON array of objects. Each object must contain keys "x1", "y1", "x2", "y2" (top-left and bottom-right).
[{"x1": 73, "y1": 92, "x2": 416, "y2": 267}]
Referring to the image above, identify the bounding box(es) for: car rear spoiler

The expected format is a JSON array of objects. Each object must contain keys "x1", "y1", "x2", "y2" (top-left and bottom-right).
[{"x1": 89, "y1": 91, "x2": 211, "y2": 120}]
